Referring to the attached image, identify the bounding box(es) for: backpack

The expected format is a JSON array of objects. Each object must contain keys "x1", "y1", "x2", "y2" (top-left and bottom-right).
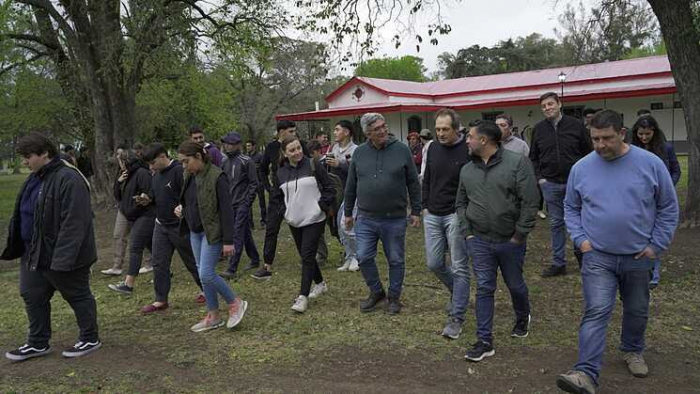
[{"x1": 309, "y1": 158, "x2": 343, "y2": 218}]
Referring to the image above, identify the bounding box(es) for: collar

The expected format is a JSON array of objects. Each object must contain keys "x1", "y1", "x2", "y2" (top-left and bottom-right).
[{"x1": 36, "y1": 157, "x2": 62, "y2": 179}]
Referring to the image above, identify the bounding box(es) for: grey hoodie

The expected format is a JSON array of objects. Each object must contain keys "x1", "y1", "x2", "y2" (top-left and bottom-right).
[{"x1": 344, "y1": 137, "x2": 421, "y2": 218}]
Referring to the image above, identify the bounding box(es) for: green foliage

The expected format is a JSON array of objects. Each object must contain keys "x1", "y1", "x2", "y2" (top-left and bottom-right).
[{"x1": 354, "y1": 55, "x2": 427, "y2": 82}]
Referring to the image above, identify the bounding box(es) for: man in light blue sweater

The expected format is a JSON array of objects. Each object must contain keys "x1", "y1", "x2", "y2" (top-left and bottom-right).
[{"x1": 557, "y1": 110, "x2": 679, "y2": 394}]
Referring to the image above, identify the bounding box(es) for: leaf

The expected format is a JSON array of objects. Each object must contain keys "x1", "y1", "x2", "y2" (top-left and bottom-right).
[
  {"x1": 681, "y1": 326, "x2": 693, "y2": 331},
  {"x1": 66, "y1": 371, "x2": 76, "y2": 377}
]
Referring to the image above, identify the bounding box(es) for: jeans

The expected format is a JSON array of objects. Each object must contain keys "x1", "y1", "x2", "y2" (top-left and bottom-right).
[
  {"x1": 263, "y1": 194, "x2": 285, "y2": 265},
  {"x1": 423, "y1": 212, "x2": 471, "y2": 321},
  {"x1": 355, "y1": 216, "x2": 407, "y2": 299},
  {"x1": 574, "y1": 250, "x2": 654, "y2": 385},
  {"x1": 19, "y1": 258, "x2": 99, "y2": 348},
  {"x1": 469, "y1": 236, "x2": 530, "y2": 344},
  {"x1": 651, "y1": 259, "x2": 661, "y2": 285},
  {"x1": 126, "y1": 215, "x2": 156, "y2": 276},
  {"x1": 152, "y1": 222, "x2": 202, "y2": 302},
  {"x1": 112, "y1": 210, "x2": 151, "y2": 269},
  {"x1": 338, "y1": 201, "x2": 358, "y2": 261},
  {"x1": 190, "y1": 232, "x2": 237, "y2": 311},
  {"x1": 228, "y1": 204, "x2": 260, "y2": 272},
  {"x1": 289, "y1": 221, "x2": 326, "y2": 296},
  {"x1": 540, "y1": 181, "x2": 581, "y2": 267}
]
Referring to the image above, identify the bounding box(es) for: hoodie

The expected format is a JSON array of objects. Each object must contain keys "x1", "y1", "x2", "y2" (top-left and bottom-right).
[
  {"x1": 275, "y1": 157, "x2": 335, "y2": 228},
  {"x1": 344, "y1": 136, "x2": 421, "y2": 218},
  {"x1": 114, "y1": 159, "x2": 154, "y2": 221}
]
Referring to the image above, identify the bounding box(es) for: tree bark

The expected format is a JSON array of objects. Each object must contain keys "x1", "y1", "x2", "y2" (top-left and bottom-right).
[{"x1": 647, "y1": 0, "x2": 700, "y2": 228}]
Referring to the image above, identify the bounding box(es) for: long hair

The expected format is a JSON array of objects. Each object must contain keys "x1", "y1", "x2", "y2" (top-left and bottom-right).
[
  {"x1": 631, "y1": 115, "x2": 668, "y2": 160},
  {"x1": 278, "y1": 135, "x2": 300, "y2": 168},
  {"x1": 177, "y1": 141, "x2": 210, "y2": 163}
]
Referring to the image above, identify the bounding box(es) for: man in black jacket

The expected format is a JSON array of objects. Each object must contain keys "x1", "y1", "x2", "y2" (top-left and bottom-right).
[
  {"x1": 3, "y1": 133, "x2": 100, "y2": 361},
  {"x1": 529, "y1": 92, "x2": 592, "y2": 277},
  {"x1": 221, "y1": 132, "x2": 261, "y2": 278},
  {"x1": 246, "y1": 140, "x2": 267, "y2": 228}
]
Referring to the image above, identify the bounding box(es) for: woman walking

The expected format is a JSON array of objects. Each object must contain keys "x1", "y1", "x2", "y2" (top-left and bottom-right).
[
  {"x1": 275, "y1": 135, "x2": 335, "y2": 313},
  {"x1": 175, "y1": 141, "x2": 248, "y2": 332}
]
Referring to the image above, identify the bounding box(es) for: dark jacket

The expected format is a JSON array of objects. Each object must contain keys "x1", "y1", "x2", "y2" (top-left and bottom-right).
[
  {"x1": 77, "y1": 156, "x2": 94, "y2": 178},
  {"x1": 222, "y1": 150, "x2": 259, "y2": 207},
  {"x1": 529, "y1": 114, "x2": 592, "y2": 184},
  {"x1": 344, "y1": 137, "x2": 421, "y2": 218},
  {"x1": 421, "y1": 134, "x2": 470, "y2": 216},
  {"x1": 249, "y1": 151, "x2": 264, "y2": 181},
  {"x1": 150, "y1": 160, "x2": 185, "y2": 227},
  {"x1": 114, "y1": 159, "x2": 154, "y2": 221},
  {"x1": 2, "y1": 158, "x2": 97, "y2": 272},
  {"x1": 205, "y1": 142, "x2": 224, "y2": 168},
  {"x1": 456, "y1": 148, "x2": 540, "y2": 243},
  {"x1": 632, "y1": 142, "x2": 682, "y2": 186}
]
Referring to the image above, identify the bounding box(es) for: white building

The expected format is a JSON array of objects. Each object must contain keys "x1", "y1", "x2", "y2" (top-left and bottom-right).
[{"x1": 278, "y1": 55, "x2": 688, "y2": 152}]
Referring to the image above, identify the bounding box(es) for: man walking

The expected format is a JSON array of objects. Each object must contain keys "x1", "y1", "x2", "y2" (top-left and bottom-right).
[
  {"x1": 345, "y1": 113, "x2": 421, "y2": 314},
  {"x1": 3, "y1": 133, "x2": 101, "y2": 361},
  {"x1": 246, "y1": 140, "x2": 267, "y2": 227},
  {"x1": 496, "y1": 114, "x2": 529, "y2": 157},
  {"x1": 189, "y1": 125, "x2": 224, "y2": 167},
  {"x1": 422, "y1": 109, "x2": 471, "y2": 339},
  {"x1": 556, "y1": 110, "x2": 679, "y2": 394},
  {"x1": 529, "y1": 92, "x2": 592, "y2": 277},
  {"x1": 457, "y1": 121, "x2": 539, "y2": 362}
]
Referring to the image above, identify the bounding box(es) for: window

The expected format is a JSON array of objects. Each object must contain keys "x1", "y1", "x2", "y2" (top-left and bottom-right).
[
  {"x1": 563, "y1": 105, "x2": 584, "y2": 119},
  {"x1": 407, "y1": 116, "x2": 422, "y2": 133},
  {"x1": 481, "y1": 111, "x2": 503, "y2": 122},
  {"x1": 650, "y1": 102, "x2": 664, "y2": 110}
]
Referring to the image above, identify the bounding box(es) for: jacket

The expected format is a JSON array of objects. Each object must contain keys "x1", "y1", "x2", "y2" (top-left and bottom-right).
[
  {"x1": 344, "y1": 137, "x2": 421, "y2": 218},
  {"x1": 114, "y1": 159, "x2": 154, "y2": 221},
  {"x1": 150, "y1": 160, "x2": 184, "y2": 227},
  {"x1": 529, "y1": 114, "x2": 592, "y2": 183},
  {"x1": 2, "y1": 158, "x2": 97, "y2": 272},
  {"x1": 421, "y1": 134, "x2": 470, "y2": 216},
  {"x1": 260, "y1": 139, "x2": 310, "y2": 194},
  {"x1": 275, "y1": 157, "x2": 335, "y2": 228},
  {"x1": 456, "y1": 148, "x2": 540, "y2": 243},
  {"x1": 222, "y1": 150, "x2": 259, "y2": 207}
]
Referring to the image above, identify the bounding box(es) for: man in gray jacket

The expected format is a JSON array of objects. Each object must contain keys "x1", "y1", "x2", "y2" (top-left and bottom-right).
[
  {"x1": 345, "y1": 113, "x2": 421, "y2": 315},
  {"x1": 456, "y1": 121, "x2": 539, "y2": 362}
]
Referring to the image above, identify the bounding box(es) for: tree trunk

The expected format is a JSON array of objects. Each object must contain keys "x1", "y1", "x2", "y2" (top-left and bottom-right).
[{"x1": 648, "y1": 0, "x2": 700, "y2": 228}]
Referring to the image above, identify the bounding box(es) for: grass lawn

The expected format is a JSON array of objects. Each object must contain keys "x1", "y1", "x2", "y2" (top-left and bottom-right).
[{"x1": 0, "y1": 163, "x2": 698, "y2": 393}]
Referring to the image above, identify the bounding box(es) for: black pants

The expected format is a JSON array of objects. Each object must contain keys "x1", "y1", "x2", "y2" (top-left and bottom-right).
[
  {"x1": 19, "y1": 259, "x2": 99, "y2": 348},
  {"x1": 127, "y1": 215, "x2": 155, "y2": 276},
  {"x1": 289, "y1": 221, "x2": 325, "y2": 297},
  {"x1": 263, "y1": 194, "x2": 286, "y2": 266},
  {"x1": 255, "y1": 185, "x2": 267, "y2": 224},
  {"x1": 228, "y1": 204, "x2": 261, "y2": 272},
  {"x1": 152, "y1": 221, "x2": 202, "y2": 302}
]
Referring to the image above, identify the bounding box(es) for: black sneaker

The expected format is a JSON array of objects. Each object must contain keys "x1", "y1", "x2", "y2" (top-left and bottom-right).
[
  {"x1": 243, "y1": 261, "x2": 260, "y2": 272},
  {"x1": 61, "y1": 340, "x2": 102, "y2": 358},
  {"x1": 108, "y1": 281, "x2": 133, "y2": 295},
  {"x1": 251, "y1": 268, "x2": 272, "y2": 280},
  {"x1": 512, "y1": 314, "x2": 531, "y2": 338},
  {"x1": 359, "y1": 290, "x2": 386, "y2": 313},
  {"x1": 465, "y1": 341, "x2": 495, "y2": 362},
  {"x1": 219, "y1": 270, "x2": 237, "y2": 279},
  {"x1": 5, "y1": 344, "x2": 51, "y2": 361},
  {"x1": 386, "y1": 296, "x2": 402, "y2": 315},
  {"x1": 541, "y1": 265, "x2": 566, "y2": 278}
]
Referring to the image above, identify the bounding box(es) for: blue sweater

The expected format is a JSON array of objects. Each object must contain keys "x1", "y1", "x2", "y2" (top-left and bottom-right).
[{"x1": 564, "y1": 145, "x2": 679, "y2": 255}]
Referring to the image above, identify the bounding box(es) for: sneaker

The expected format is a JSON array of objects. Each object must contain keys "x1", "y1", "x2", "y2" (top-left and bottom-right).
[
  {"x1": 5, "y1": 344, "x2": 51, "y2": 361},
  {"x1": 337, "y1": 259, "x2": 351, "y2": 272},
  {"x1": 360, "y1": 290, "x2": 386, "y2": 313},
  {"x1": 537, "y1": 210, "x2": 547, "y2": 220},
  {"x1": 291, "y1": 295, "x2": 308, "y2": 313},
  {"x1": 100, "y1": 268, "x2": 122, "y2": 276},
  {"x1": 195, "y1": 293, "x2": 206, "y2": 304},
  {"x1": 251, "y1": 268, "x2": 272, "y2": 280},
  {"x1": 219, "y1": 269, "x2": 237, "y2": 279},
  {"x1": 348, "y1": 258, "x2": 360, "y2": 272},
  {"x1": 386, "y1": 296, "x2": 402, "y2": 315},
  {"x1": 308, "y1": 282, "x2": 328, "y2": 299},
  {"x1": 227, "y1": 299, "x2": 248, "y2": 328},
  {"x1": 243, "y1": 261, "x2": 260, "y2": 271},
  {"x1": 541, "y1": 265, "x2": 566, "y2": 278},
  {"x1": 108, "y1": 281, "x2": 133, "y2": 295},
  {"x1": 190, "y1": 314, "x2": 224, "y2": 332},
  {"x1": 141, "y1": 302, "x2": 169, "y2": 314},
  {"x1": 138, "y1": 266, "x2": 154, "y2": 274},
  {"x1": 441, "y1": 317, "x2": 463, "y2": 340},
  {"x1": 623, "y1": 352, "x2": 649, "y2": 378},
  {"x1": 556, "y1": 370, "x2": 596, "y2": 394},
  {"x1": 465, "y1": 341, "x2": 495, "y2": 362},
  {"x1": 62, "y1": 340, "x2": 102, "y2": 358},
  {"x1": 511, "y1": 314, "x2": 531, "y2": 338}
]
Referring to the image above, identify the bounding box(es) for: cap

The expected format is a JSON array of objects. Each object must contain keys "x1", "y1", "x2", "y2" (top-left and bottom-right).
[
  {"x1": 221, "y1": 132, "x2": 242, "y2": 144},
  {"x1": 419, "y1": 129, "x2": 432, "y2": 139}
]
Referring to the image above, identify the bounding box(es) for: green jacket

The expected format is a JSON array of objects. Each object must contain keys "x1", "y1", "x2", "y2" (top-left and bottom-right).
[
  {"x1": 455, "y1": 148, "x2": 540, "y2": 243},
  {"x1": 180, "y1": 162, "x2": 224, "y2": 244}
]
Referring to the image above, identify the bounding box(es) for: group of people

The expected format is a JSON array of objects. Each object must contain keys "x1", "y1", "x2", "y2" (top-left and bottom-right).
[{"x1": 2, "y1": 91, "x2": 682, "y2": 394}]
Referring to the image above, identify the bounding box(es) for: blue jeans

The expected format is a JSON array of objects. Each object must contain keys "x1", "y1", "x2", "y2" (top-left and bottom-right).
[
  {"x1": 190, "y1": 232, "x2": 237, "y2": 311},
  {"x1": 469, "y1": 236, "x2": 530, "y2": 344},
  {"x1": 574, "y1": 250, "x2": 653, "y2": 385},
  {"x1": 423, "y1": 212, "x2": 470, "y2": 321},
  {"x1": 540, "y1": 181, "x2": 571, "y2": 267},
  {"x1": 651, "y1": 259, "x2": 660, "y2": 285},
  {"x1": 338, "y1": 201, "x2": 358, "y2": 261},
  {"x1": 355, "y1": 216, "x2": 407, "y2": 298}
]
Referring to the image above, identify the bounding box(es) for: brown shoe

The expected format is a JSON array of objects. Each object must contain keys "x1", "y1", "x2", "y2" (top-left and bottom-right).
[
  {"x1": 556, "y1": 370, "x2": 596, "y2": 394},
  {"x1": 141, "y1": 302, "x2": 169, "y2": 314},
  {"x1": 623, "y1": 352, "x2": 649, "y2": 378}
]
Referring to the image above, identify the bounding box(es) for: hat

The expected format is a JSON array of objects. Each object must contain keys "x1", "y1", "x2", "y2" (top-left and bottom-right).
[
  {"x1": 221, "y1": 132, "x2": 242, "y2": 144},
  {"x1": 408, "y1": 131, "x2": 420, "y2": 139},
  {"x1": 419, "y1": 129, "x2": 432, "y2": 139}
]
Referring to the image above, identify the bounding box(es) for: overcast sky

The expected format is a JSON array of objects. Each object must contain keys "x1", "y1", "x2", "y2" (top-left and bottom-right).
[{"x1": 369, "y1": 0, "x2": 597, "y2": 74}]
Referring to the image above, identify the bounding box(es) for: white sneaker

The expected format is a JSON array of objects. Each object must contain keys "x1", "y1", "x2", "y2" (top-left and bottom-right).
[
  {"x1": 538, "y1": 210, "x2": 547, "y2": 219},
  {"x1": 337, "y1": 260, "x2": 351, "y2": 272},
  {"x1": 308, "y1": 282, "x2": 328, "y2": 299},
  {"x1": 291, "y1": 295, "x2": 308, "y2": 313},
  {"x1": 101, "y1": 268, "x2": 122, "y2": 276},
  {"x1": 348, "y1": 258, "x2": 360, "y2": 272},
  {"x1": 138, "y1": 266, "x2": 154, "y2": 274}
]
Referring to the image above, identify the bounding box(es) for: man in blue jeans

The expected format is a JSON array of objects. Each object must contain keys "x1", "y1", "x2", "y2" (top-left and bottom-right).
[
  {"x1": 556, "y1": 110, "x2": 678, "y2": 394},
  {"x1": 344, "y1": 112, "x2": 422, "y2": 315},
  {"x1": 529, "y1": 92, "x2": 592, "y2": 277},
  {"x1": 456, "y1": 121, "x2": 540, "y2": 362},
  {"x1": 422, "y1": 108, "x2": 471, "y2": 339}
]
